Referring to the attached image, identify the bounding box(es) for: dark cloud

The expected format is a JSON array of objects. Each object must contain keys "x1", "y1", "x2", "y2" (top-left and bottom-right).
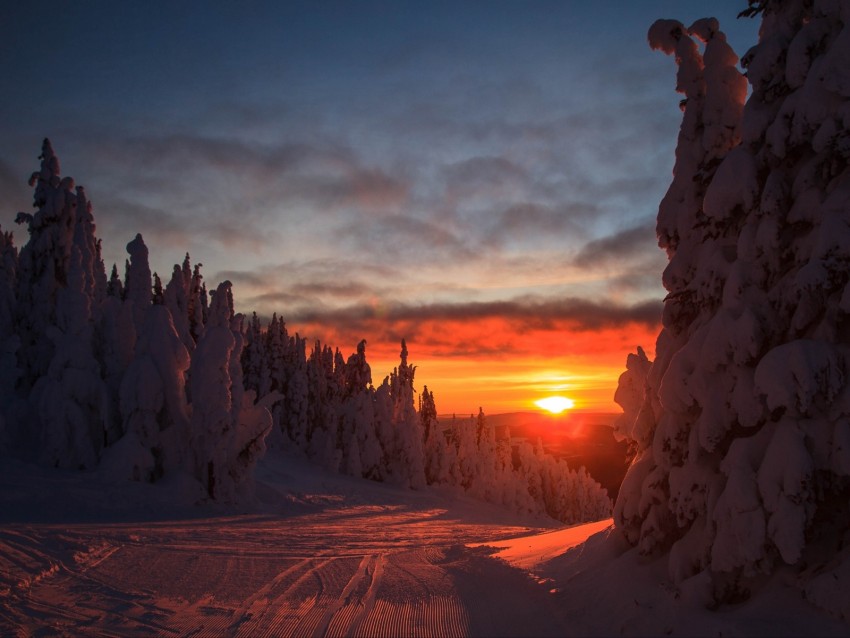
[
  {"x1": 338, "y1": 214, "x2": 467, "y2": 259},
  {"x1": 94, "y1": 197, "x2": 189, "y2": 262},
  {"x1": 270, "y1": 294, "x2": 663, "y2": 360},
  {"x1": 607, "y1": 267, "x2": 666, "y2": 296},
  {"x1": 126, "y1": 135, "x2": 309, "y2": 173},
  {"x1": 484, "y1": 202, "x2": 592, "y2": 248},
  {"x1": 218, "y1": 258, "x2": 398, "y2": 288},
  {"x1": 97, "y1": 195, "x2": 283, "y2": 268},
  {"x1": 597, "y1": 176, "x2": 665, "y2": 205},
  {"x1": 372, "y1": 92, "x2": 676, "y2": 254},
  {"x1": 572, "y1": 223, "x2": 658, "y2": 268},
  {"x1": 214, "y1": 258, "x2": 409, "y2": 318},
  {"x1": 89, "y1": 133, "x2": 410, "y2": 219},
  {"x1": 289, "y1": 280, "x2": 375, "y2": 299},
  {"x1": 212, "y1": 269, "x2": 271, "y2": 289},
  {"x1": 442, "y1": 156, "x2": 528, "y2": 191},
  {"x1": 240, "y1": 290, "x2": 315, "y2": 311},
  {"x1": 290, "y1": 296, "x2": 662, "y2": 332}
]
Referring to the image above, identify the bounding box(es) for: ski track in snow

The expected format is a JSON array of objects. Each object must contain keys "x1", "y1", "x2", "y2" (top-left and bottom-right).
[{"x1": 0, "y1": 502, "x2": 569, "y2": 636}]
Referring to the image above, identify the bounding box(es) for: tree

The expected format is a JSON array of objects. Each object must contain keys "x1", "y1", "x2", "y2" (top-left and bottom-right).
[
  {"x1": 15, "y1": 140, "x2": 80, "y2": 390},
  {"x1": 189, "y1": 280, "x2": 241, "y2": 501},
  {"x1": 422, "y1": 386, "x2": 452, "y2": 485},
  {"x1": 11, "y1": 142, "x2": 110, "y2": 464},
  {"x1": 615, "y1": 2, "x2": 850, "y2": 605},
  {"x1": 0, "y1": 227, "x2": 17, "y2": 452},
  {"x1": 340, "y1": 340, "x2": 383, "y2": 478},
  {"x1": 387, "y1": 340, "x2": 426, "y2": 488},
  {"x1": 35, "y1": 246, "x2": 106, "y2": 469}
]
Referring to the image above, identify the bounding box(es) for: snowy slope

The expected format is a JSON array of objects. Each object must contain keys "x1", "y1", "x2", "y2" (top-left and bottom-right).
[{"x1": 1, "y1": 451, "x2": 847, "y2": 637}]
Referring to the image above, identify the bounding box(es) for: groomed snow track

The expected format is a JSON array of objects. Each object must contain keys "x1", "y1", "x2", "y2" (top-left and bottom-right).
[{"x1": 0, "y1": 503, "x2": 568, "y2": 636}]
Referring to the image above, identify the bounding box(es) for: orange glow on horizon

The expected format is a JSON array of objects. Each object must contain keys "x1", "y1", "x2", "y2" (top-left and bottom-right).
[{"x1": 290, "y1": 314, "x2": 659, "y2": 416}]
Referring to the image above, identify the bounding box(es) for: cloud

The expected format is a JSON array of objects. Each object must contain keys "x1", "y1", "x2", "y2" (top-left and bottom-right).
[
  {"x1": 239, "y1": 289, "x2": 316, "y2": 311},
  {"x1": 215, "y1": 258, "x2": 410, "y2": 318},
  {"x1": 216, "y1": 258, "x2": 398, "y2": 290},
  {"x1": 95, "y1": 194, "x2": 284, "y2": 272},
  {"x1": 337, "y1": 214, "x2": 466, "y2": 261},
  {"x1": 572, "y1": 223, "x2": 658, "y2": 268},
  {"x1": 442, "y1": 155, "x2": 528, "y2": 192},
  {"x1": 212, "y1": 269, "x2": 276, "y2": 289},
  {"x1": 288, "y1": 280, "x2": 375, "y2": 299},
  {"x1": 79, "y1": 133, "x2": 411, "y2": 237},
  {"x1": 116, "y1": 134, "x2": 410, "y2": 213},
  {"x1": 289, "y1": 295, "x2": 662, "y2": 334},
  {"x1": 484, "y1": 202, "x2": 592, "y2": 248},
  {"x1": 282, "y1": 295, "x2": 663, "y2": 366}
]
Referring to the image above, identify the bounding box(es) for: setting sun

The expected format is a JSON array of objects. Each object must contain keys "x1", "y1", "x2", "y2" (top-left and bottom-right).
[{"x1": 534, "y1": 396, "x2": 575, "y2": 414}]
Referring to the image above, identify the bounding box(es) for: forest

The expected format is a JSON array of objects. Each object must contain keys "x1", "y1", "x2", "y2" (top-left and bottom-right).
[{"x1": 0, "y1": 140, "x2": 610, "y2": 522}]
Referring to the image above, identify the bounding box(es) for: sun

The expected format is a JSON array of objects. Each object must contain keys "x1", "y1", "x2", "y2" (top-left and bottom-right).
[{"x1": 535, "y1": 396, "x2": 575, "y2": 414}]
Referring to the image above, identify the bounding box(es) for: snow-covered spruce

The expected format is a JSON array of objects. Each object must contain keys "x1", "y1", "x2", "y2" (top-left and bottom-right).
[
  {"x1": 615, "y1": 1, "x2": 850, "y2": 609},
  {"x1": 1, "y1": 140, "x2": 610, "y2": 521},
  {"x1": 2, "y1": 141, "x2": 276, "y2": 500},
  {"x1": 189, "y1": 281, "x2": 272, "y2": 502}
]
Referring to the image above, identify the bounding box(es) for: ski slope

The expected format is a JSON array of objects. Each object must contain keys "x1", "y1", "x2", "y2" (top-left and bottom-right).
[
  {"x1": 1, "y1": 450, "x2": 847, "y2": 637},
  {"x1": 0, "y1": 451, "x2": 574, "y2": 636}
]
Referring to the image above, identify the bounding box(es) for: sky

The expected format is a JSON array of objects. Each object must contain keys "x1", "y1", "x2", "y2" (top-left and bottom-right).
[{"x1": 0, "y1": 1, "x2": 760, "y2": 415}]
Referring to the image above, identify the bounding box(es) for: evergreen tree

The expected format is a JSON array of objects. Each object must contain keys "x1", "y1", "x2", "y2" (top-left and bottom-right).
[
  {"x1": 0, "y1": 227, "x2": 18, "y2": 451},
  {"x1": 340, "y1": 340, "x2": 383, "y2": 478},
  {"x1": 422, "y1": 386, "x2": 451, "y2": 484},
  {"x1": 106, "y1": 263, "x2": 123, "y2": 299},
  {"x1": 35, "y1": 245, "x2": 106, "y2": 469},
  {"x1": 615, "y1": 2, "x2": 850, "y2": 603},
  {"x1": 15, "y1": 140, "x2": 80, "y2": 389},
  {"x1": 388, "y1": 339, "x2": 426, "y2": 488}
]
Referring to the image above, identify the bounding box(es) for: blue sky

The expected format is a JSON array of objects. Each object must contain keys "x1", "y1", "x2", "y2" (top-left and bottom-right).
[{"x1": 0, "y1": 1, "x2": 761, "y2": 411}]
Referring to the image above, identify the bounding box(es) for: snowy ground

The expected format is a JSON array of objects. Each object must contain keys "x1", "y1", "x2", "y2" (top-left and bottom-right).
[{"x1": 1, "y1": 450, "x2": 847, "y2": 637}]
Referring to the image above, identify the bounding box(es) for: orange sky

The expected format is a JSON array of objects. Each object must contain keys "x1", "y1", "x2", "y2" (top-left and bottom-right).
[{"x1": 293, "y1": 315, "x2": 660, "y2": 416}]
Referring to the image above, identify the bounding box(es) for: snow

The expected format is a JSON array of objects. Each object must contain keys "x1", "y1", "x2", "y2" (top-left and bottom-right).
[
  {"x1": 613, "y1": 0, "x2": 850, "y2": 611},
  {"x1": 470, "y1": 518, "x2": 613, "y2": 571},
  {"x1": 2, "y1": 3, "x2": 850, "y2": 635},
  {"x1": 754, "y1": 339, "x2": 844, "y2": 415},
  {"x1": 1, "y1": 451, "x2": 847, "y2": 637}
]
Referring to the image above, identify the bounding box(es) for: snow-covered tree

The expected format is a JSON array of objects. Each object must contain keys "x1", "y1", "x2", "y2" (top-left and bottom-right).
[
  {"x1": 386, "y1": 340, "x2": 426, "y2": 488},
  {"x1": 242, "y1": 312, "x2": 264, "y2": 395},
  {"x1": 8, "y1": 142, "x2": 111, "y2": 462},
  {"x1": 14, "y1": 140, "x2": 81, "y2": 390},
  {"x1": 472, "y1": 409, "x2": 502, "y2": 502},
  {"x1": 0, "y1": 227, "x2": 17, "y2": 451},
  {"x1": 163, "y1": 259, "x2": 194, "y2": 355},
  {"x1": 1, "y1": 139, "x2": 615, "y2": 521},
  {"x1": 612, "y1": 346, "x2": 653, "y2": 448},
  {"x1": 339, "y1": 340, "x2": 383, "y2": 478},
  {"x1": 422, "y1": 386, "x2": 452, "y2": 484},
  {"x1": 615, "y1": 1, "x2": 850, "y2": 605},
  {"x1": 189, "y1": 280, "x2": 272, "y2": 501},
  {"x1": 34, "y1": 245, "x2": 107, "y2": 469},
  {"x1": 107, "y1": 302, "x2": 191, "y2": 482},
  {"x1": 452, "y1": 413, "x2": 480, "y2": 491},
  {"x1": 188, "y1": 259, "x2": 207, "y2": 344}
]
